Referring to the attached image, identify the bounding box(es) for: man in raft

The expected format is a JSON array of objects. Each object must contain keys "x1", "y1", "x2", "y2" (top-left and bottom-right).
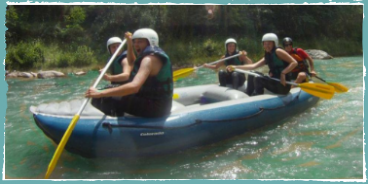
[{"x1": 85, "y1": 28, "x2": 173, "y2": 118}]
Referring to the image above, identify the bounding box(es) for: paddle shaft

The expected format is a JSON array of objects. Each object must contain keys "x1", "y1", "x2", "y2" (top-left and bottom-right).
[
  {"x1": 234, "y1": 69, "x2": 298, "y2": 86},
  {"x1": 234, "y1": 69, "x2": 334, "y2": 99},
  {"x1": 200, "y1": 53, "x2": 242, "y2": 68},
  {"x1": 173, "y1": 53, "x2": 243, "y2": 81},
  {"x1": 313, "y1": 75, "x2": 328, "y2": 83},
  {"x1": 45, "y1": 39, "x2": 127, "y2": 179},
  {"x1": 77, "y1": 39, "x2": 127, "y2": 114}
]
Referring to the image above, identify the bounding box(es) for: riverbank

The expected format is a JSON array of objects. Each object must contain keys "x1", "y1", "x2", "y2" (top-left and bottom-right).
[
  {"x1": 5, "y1": 35, "x2": 362, "y2": 73},
  {"x1": 5, "y1": 49, "x2": 337, "y2": 79}
]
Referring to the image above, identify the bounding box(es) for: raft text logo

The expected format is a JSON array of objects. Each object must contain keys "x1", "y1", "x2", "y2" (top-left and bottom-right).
[{"x1": 140, "y1": 132, "x2": 165, "y2": 136}]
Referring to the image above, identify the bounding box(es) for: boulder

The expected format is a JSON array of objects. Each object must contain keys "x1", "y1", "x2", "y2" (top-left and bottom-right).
[
  {"x1": 6, "y1": 71, "x2": 34, "y2": 78},
  {"x1": 6, "y1": 71, "x2": 18, "y2": 78},
  {"x1": 18, "y1": 72, "x2": 35, "y2": 78},
  {"x1": 37, "y1": 70, "x2": 65, "y2": 79},
  {"x1": 74, "y1": 71, "x2": 86, "y2": 76},
  {"x1": 30, "y1": 72, "x2": 38, "y2": 78},
  {"x1": 304, "y1": 49, "x2": 333, "y2": 60}
]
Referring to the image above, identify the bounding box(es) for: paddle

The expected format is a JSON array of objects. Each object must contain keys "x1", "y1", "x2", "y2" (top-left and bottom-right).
[
  {"x1": 173, "y1": 52, "x2": 244, "y2": 81},
  {"x1": 173, "y1": 93, "x2": 179, "y2": 99},
  {"x1": 44, "y1": 39, "x2": 127, "y2": 179},
  {"x1": 312, "y1": 75, "x2": 348, "y2": 93},
  {"x1": 234, "y1": 69, "x2": 335, "y2": 100}
]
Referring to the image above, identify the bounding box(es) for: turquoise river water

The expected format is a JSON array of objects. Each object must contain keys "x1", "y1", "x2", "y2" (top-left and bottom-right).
[{"x1": 4, "y1": 56, "x2": 364, "y2": 179}]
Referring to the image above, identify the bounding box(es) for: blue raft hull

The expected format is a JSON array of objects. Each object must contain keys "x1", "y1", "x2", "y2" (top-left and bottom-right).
[{"x1": 31, "y1": 87, "x2": 319, "y2": 158}]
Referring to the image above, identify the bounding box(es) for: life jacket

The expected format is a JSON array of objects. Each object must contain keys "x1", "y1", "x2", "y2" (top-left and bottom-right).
[
  {"x1": 264, "y1": 47, "x2": 290, "y2": 79},
  {"x1": 108, "y1": 51, "x2": 127, "y2": 85},
  {"x1": 130, "y1": 46, "x2": 173, "y2": 100},
  {"x1": 224, "y1": 51, "x2": 243, "y2": 66},
  {"x1": 290, "y1": 48, "x2": 309, "y2": 73}
]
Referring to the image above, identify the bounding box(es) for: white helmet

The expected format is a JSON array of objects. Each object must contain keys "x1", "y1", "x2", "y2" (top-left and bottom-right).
[
  {"x1": 132, "y1": 28, "x2": 159, "y2": 47},
  {"x1": 106, "y1": 37, "x2": 123, "y2": 54},
  {"x1": 225, "y1": 38, "x2": 237, "y2": 51},
  {"x1": 262, "y1": 33, "x2": 279, "y2": 47}
]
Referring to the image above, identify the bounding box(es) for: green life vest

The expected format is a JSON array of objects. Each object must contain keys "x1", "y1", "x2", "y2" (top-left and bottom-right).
[
  {"x1": 264, "y1": 48, "x2": 290, "y2": 79},
  {"x1": 224, "y1": 51, "x2": 243, "y2": 66},
  {"x1": 109, "y1": 51, "x2": 127, "y2": 85},
  {"x1": 130, "y1": 46, "x2": 173, "y2": 100}
]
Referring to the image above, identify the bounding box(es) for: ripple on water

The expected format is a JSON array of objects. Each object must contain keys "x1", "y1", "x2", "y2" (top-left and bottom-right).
[{"x1": 4, "y1": 57, "x2": 364, "y2": 179}]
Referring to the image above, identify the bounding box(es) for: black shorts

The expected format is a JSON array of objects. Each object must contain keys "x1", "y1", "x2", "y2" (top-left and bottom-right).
[
  {"x1": 91, "y1": 95, "x2": 172, "y2": 118},
  {"x1": 246, "y1": 72, "x2": 291, "y2": 96}
]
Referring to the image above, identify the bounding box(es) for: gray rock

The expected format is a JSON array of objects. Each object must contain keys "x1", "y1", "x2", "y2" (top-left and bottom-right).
[
  {"x1": 37, "y1": 70, "x2": 65, "y2": 79},
  {"x1": 18, "y1": 72, "x2": 34, "y2": 78},
  {"x1": 6, "y1": 71, "x2": 18, "y2": 78},
  {"x1": 305, "y1": 49, "x2": 333, "y2": 60},
  {"x1": 30, "y1": 72, "x2": 38, "y2": 78},
  {"x1": 6, "y1": 71, "x2": 34, "y2": 78},
  {"x1": 74, "y1": 71, "x2": 86, "y2": 76}
]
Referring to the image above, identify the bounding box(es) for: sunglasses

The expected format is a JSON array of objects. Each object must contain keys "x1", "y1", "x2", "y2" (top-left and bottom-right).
[{"x1": 283, "y1": 44, "x2": 292, "y2": 47}]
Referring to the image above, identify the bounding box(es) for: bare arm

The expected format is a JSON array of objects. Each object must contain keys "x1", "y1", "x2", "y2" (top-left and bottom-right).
[
  {"x1": 85, "y1": 57, "x2": 153, "y2": 98},
  {"x1": 108, "y1": 58, "x2": 132, "y2": 82},
  {"x1": 229, "y1": 57, "x2": 265, "y2": 71},
  {"x1": 275, "y1": 48, "x2": 298, "y2": 86},
  {"x1": 125, "y1": 32, "x2": 135, "y2": 66},
  {"x1": 275, "y1": 48, "x2": 297, "y2": 75},
  {"x1": 305, "y1": 54, "x2": 317, "y2": 76},
  {"x1": 239, "y1": 50, "x2": 253, "y2": 64},
  {"x1": 203, "y1": 56, "x2": 225, "y2": 70}
]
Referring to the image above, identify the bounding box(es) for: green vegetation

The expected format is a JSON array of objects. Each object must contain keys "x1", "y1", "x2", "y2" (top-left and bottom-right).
[{"x1": 5, "y1": 5, "x2": 363, "y2": 71}]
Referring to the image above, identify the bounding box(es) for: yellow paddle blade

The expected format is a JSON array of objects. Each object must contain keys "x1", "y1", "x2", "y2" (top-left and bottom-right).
[
  {"x1": 312, "y1": 76, "x2": 348, "y2": 93},
  {"x1": 173, "y1": 93, "x2": 179, "y2": 100},
  {"x1": 327, "y1": 82, "x2": 349, "y2": 93},
  {"x1": 173, "y1": 68, "x2": 194, "y2": 76},
  {"x1": 298, "y1": 83, "x2": 335, "y2": 100},
  {"x1": 173, "y1": 68, "x2": 195, "y2": 82},
  {"x1": 45, "y1": 115, "x2": 80, "y2": 179}
]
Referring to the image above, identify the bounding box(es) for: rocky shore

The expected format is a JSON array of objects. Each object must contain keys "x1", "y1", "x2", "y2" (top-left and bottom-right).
[
  {"x1": 5, "y1": 70, "x2": 86, "y2": 79},
  {"x1": 5, "y1": 50, "x2": 333, "y2": 79}
]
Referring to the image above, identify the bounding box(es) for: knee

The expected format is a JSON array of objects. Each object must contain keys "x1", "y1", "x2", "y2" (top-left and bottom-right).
[
  {"x1": 231, "y1": 72, "x2": 239, "y2": 77},
  {"x1": 254, "y1": 76, "x2": 263, "y2": 83},
  {"x1": 219, "y1": 70, "x2": 226, "y2": 76},
  {"x1": 298, "y1": 72, "x2": 307, "y2": 79}
]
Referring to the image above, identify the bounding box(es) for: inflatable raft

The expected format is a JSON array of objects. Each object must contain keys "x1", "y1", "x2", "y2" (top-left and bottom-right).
[{"x1": 30, "y1": 84, "x2": 319, "y2": 157}]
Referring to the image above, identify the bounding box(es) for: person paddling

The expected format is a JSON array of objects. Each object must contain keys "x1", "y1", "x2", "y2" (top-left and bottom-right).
[
  {"x1": 102, "y1": 37, "x2": 132, "y2": 88},
  {"x1": 227, "y1": 33, "x2": 297, "y2": 96},
  {"x1": 203, "y1": 38, "x2": 252, "y2": 89},
  {"x1": 282, "y1": 37, "x2": 317, "y2": 83},
  {"x1": 85, "y1": 28, "x2": 173, "y2": 118}
]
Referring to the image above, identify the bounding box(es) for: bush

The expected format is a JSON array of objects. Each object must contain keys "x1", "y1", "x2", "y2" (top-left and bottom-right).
[
  {"x1": 55, "y1": 52, "x2": 73, "y2": 68},
  {"x1": 5, "y1": 40, "x2": 45, "y2": 70},
  {"x1": 74, "y1": 45, "x2": 97, "y2": 67},
  {"x1": 52, "y1": 45, "x2": 97, "y2": 68}
]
